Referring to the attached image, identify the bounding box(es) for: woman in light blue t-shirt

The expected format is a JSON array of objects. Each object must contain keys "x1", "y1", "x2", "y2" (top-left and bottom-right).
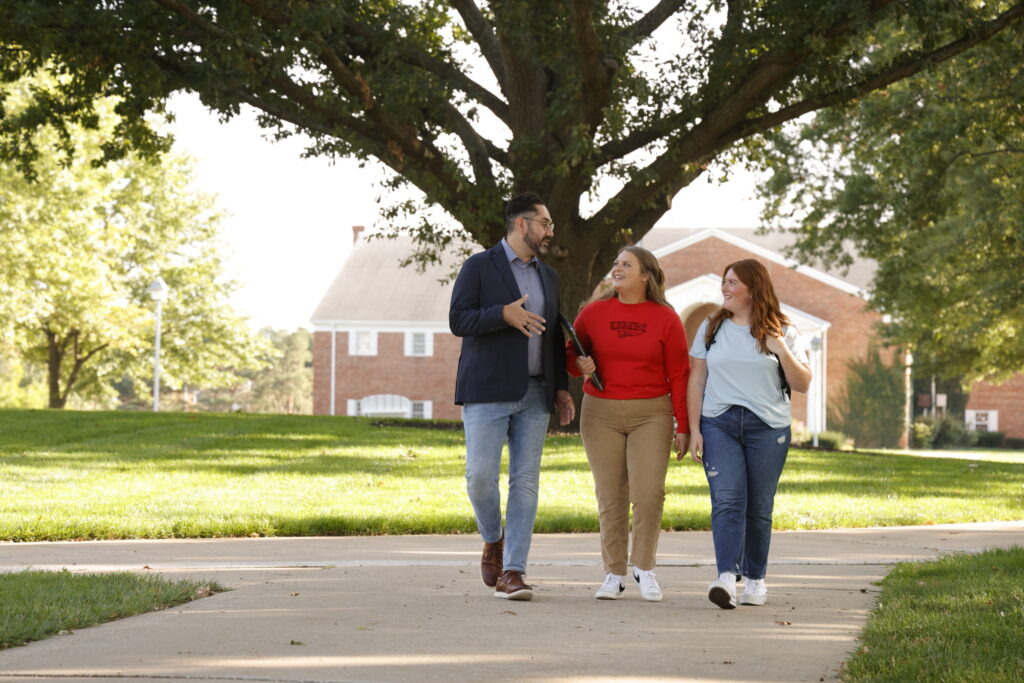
[{"x1": 687, "y1": 258, "x2": 811, "y2": 610}]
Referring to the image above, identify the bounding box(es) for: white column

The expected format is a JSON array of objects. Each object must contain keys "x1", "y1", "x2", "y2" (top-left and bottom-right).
[{"x1": 329, "y1": 325, "x2": 337, "y2": 416}]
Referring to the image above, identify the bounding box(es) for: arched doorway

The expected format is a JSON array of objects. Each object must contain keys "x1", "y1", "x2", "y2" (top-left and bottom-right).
[{"x1": 683, "y1": 303, "x2": 719, "y2": 344}]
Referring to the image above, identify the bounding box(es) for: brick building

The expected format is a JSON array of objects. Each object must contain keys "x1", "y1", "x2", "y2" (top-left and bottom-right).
[{"x1": 312, "y1": 227, "x2": 1023, "y2": 439}]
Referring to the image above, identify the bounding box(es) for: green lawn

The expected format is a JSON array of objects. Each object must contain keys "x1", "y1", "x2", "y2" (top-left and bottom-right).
[
  {"x1": 1, "y1": 409, "x2": 1022, "y2": 541},
  {"x1": 844, "y1": 547, "x2": 1024, "y2": 681},
  {"x1": 0, "y1": 570, "x2": 224, "y2": 649}
]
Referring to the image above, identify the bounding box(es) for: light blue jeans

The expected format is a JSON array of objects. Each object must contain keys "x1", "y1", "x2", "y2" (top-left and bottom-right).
[
  {"x1": 462, "y1": 378, "x2": 551, "y2": 574},
  {"x1": 701, "y1": 404, "x2": 790, "y2": 580}
]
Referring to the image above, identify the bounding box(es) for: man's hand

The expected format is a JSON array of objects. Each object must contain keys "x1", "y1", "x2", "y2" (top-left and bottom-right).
[
  {"x1": 555, "y1": 390, "x2": 575, "y2": 426},
  {"x1": 502, "y1": 294, "x2": 546, "y2": 337}
]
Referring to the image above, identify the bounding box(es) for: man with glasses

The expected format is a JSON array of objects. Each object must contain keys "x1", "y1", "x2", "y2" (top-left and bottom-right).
[{"x1": 450, "y1": 192, "x2": 575, "y2": 600}]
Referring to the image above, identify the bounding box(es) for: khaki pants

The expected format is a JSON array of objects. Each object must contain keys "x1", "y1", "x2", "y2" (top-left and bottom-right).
[{"x1": 580, "y1": 393, "x2": 674, "y2": 575}]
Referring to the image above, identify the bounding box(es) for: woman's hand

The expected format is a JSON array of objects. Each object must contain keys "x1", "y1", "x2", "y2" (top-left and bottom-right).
[
  {"x1": 673, "y1": 433, "x2": 690, "y2": 461},
  {"x1": 765, "y1": 333, "x2": 786, "y2": 355},
  {"x1": 575, "y1": 355, "x2": 596, "y2": 375},
  {"x1": 766, "y1": 332, "x2": 813, "y2": 393},
  {"x1": 688, "y1": 431, "x2": 704, "y2": 463}
]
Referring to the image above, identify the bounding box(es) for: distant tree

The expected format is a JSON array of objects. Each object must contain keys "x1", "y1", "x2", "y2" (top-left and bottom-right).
[
  {"x1": 757, "y1": 27, "x2": 1024, "y2": 384},
  {"x1": 0, "y1": 352, "x2": 47, "y2": 408},
  {"x1": 0, "y1": 73, "x2": 271, "y2": 408},
  {"x1": 1, "y1": 1, "x2": 1022, "y2": 315},
  {"x1": 829, "y1": 346, "x2": 904, "y2": 449},
  {"x1": 246, "y1": 328, "x2": 312, "y2": 415}
]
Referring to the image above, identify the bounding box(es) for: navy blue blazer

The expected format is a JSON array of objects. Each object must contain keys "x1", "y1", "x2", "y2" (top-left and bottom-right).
[{"x1": 449, "y1": 242, "x2": 568, "y2": 408}]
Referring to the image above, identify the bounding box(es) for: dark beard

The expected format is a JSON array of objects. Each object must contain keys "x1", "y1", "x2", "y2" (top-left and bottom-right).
[{"x1": 523, "y1": 230, "x2": 549, "y2": 257}]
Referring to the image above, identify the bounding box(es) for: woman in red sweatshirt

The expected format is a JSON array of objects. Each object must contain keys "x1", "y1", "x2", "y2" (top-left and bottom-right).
[{"x1": 567, "y1": 246, "x2": 690, "y2": 602}]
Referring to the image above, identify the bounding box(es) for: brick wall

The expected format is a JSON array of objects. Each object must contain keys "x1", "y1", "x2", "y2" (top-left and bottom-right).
[
  {"x1": 966, "y1": 373, "x2": 1024, "y2": 438},
  {"x1": 313, "y1": 330, "x2": 463, "y2": 420}
]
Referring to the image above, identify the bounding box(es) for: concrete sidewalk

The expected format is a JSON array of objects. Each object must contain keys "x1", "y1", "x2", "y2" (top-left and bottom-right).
[{"x1": 1, "y1": 521, "x2": 1021, "y2": 683}]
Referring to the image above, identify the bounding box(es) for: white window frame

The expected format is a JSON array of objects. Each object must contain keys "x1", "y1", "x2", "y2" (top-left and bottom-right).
[
  {"x1": 404, "y1": 331, "x2": 433, "y2": 357},
  {"x1": 411, "y1": 400, "x2": 433, "y2": 419},
  {"x1": 965, "y1": 410, "x2": 998, "y2": 432},
  {"x1": 348, "y1": 330, "x2": 378, "y2": 356}
]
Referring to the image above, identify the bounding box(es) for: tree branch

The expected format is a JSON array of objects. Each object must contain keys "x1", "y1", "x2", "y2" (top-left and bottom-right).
[
  {"x1": 626, "y1": 0, "x2": 687, "y2": 45},
  {"x1": 571, "y1": 0, "x2": 614, "y2": 131},
  {"x1": 449, "y1": 0, "x2": 507, "y2": 91},
  {"x1": 721, "y1": 1, "x2": 1024, "y2": 148}
]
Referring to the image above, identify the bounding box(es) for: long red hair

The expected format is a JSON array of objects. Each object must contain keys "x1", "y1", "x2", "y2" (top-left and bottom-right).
[{"x1": 704, "y1": 259, "x2": 791, "y2": 354}]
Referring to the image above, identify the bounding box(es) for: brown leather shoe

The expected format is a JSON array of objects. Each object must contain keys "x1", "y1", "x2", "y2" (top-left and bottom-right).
[
  {"x1": 481, "y1": 537, "x2": 503, "y2": 587},
  {"x1": 494, "y1": 570, "x2": 533, "y2": 601}
]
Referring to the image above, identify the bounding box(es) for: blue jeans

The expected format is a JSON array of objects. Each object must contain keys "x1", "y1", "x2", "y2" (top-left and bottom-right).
[
  {"x1": 701, "y1": 405, "x2": 790, "y2": 580},
  {"x1": 462, "y1": 378, "x2": 551, "y2": 574}
]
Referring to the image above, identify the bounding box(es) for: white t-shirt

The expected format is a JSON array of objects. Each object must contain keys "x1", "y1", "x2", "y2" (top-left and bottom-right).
[{"x1": 689, "y1": 318, "x2": 809, "y2": 428}]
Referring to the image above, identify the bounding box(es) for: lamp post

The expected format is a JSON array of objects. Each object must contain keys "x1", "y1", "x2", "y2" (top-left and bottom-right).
[
  {"x1": 147, "y1": 277, "x2": 169, "y2": 412},
  {"x1": 902, "y1": 348, "x2": 914, "y2": 449}
]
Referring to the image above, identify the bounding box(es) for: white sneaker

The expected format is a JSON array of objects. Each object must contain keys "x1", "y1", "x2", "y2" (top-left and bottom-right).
[
  {"x1": 632, "y1": 568, "x2": 663, "y2": 602},
  {"x1": 708, "y1": 572, "x2": 737, "y2": 609},
  {"x1": 595, "y1": 573, "x2": 626, "y2": 600},
  {"x1": 740, "y1": 578, "x2": 767, "y2": 605}
]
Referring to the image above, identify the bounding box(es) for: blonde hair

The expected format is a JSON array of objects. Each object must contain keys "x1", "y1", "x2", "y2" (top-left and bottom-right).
[{"x1": 592, "y1": 246, "x2": 671, "y2": 307}]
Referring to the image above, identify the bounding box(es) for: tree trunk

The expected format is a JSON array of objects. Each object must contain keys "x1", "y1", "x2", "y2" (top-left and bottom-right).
[
  {"x1": 546, "y1": 237, "x2": 609, "y2": 433},
  {"x1": 42, "y1": 327, "x2": 107, "y2": 409},
  {"x1": 45, "y1": 329, "x2": 67, "y2": 409}
]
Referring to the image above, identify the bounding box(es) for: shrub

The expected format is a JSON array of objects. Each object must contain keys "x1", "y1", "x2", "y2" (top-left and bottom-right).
[
  {"x1": 912, "y1": 420, "x2": 935, "y2": 449},
  {"x1": 829, "y1": 346, "x2": 904, "y2": 448},
  {"x1": 1006, "y1": 437, "x2": 1024, "y2": 450},
  {"x1": 816, "y1": 430, "x2": 854, "y2": 450},
  {"x1": 975, "y1": 431, "x2": 1005, "y2": 448},
  {"x1": 791, "y1": 420, "x2": 811, "y2": 447},
  {"x1": 930, "y1": 416, "x2": 977, "y2": 449}
]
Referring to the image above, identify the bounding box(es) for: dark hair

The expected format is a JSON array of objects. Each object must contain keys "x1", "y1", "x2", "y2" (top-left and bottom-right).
[
  {"x1": 504, "y1": 192, "x2": 545, "y2": 234},
  {"x1": 593, "y1": 246, "x2": 671, "y2": 308},
  {"x1": 704, "y1": 258, "x2": 791, "y2": 354}
]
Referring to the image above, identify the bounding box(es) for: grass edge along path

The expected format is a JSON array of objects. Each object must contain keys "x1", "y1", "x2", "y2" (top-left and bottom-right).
[
  {"x1": 842, "y1": 546, "x2": 1024, "y2": 682},
  {"x1": 0, "y1": 570, "x2": 225, "y2": 650},
  {"x1": 1, "y1": 408, "x2": 1023, "y2": 540}
]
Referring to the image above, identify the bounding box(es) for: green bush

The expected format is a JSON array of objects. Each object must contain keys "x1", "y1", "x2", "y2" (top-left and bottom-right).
[
  {"x1": 829, "y1": 346, "x2": 904, "y2": 448},
  {"x1": 1006, "y1": 437, "x2": 1024, "y2": 450},
  {"x1": 817, "y1": 430, "x2": 854, "y2": 450},
  {"x1": 930, "y1": 416, "x2": 978, "y2": 449},
  {"x1": 975, "y1": 431, "x2": 1005, "y2": 448},
  {"x1": 912, "y1": 420, "x2": 935, "y2": 448}
]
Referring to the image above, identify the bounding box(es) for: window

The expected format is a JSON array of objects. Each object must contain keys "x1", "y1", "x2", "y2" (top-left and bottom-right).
[
  {"x1": 348, "y1": 330, "x2": 377, "y2": 356},
  {"x1": 411, "y1": 401, "x2": 432, "y2": 419},
  {"x1": 965, "y1": 410, "x2": 998, "y2": 432},
  {"x1": 412, "y1": 333, "x2": 426, "y2": 356},
  {"x1": 404, "y1": 331, "x2": 433, "y2": 357}
]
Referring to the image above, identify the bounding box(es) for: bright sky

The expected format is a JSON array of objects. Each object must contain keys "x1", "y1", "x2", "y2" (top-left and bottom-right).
[{"x1": 167, "y1": 94, "x2": 764, "y2": 331}]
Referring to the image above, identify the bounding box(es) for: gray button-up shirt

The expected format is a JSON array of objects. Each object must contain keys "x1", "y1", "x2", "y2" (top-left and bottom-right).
[{"x1": 501, "y1": 238, "x2": 545, "y2": 377}]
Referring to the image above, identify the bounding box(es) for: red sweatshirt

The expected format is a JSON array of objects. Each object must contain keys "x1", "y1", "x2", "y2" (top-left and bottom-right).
[{"x1": 566, "y1": 297, "x2": 690, "y2": 433}]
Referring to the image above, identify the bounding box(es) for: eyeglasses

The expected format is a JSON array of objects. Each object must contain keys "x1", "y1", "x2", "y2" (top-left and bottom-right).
[{"x1": 522, "y1": 216, "x2": 555, "y2": 233}]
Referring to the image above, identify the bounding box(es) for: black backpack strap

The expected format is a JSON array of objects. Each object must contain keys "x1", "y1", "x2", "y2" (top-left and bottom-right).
[
  {"x1": 772, "y1": 353, "x2": 792, "y2": 400},
  {"x1": 705, "y1": 319, "x2": 718, "y2": 351}
]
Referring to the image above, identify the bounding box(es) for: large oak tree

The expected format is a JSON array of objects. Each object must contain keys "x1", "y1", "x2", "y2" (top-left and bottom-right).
[{"x1": 2, "y1": 1, "x2": 1023, "y2": 315}]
